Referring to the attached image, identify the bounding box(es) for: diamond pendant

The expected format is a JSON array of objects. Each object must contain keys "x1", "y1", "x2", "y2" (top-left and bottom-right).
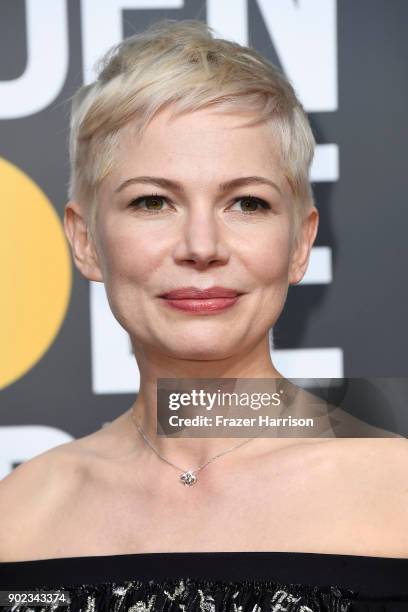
[{"x1": 180, "y1": 470, "x2": 197, "y2": 486}]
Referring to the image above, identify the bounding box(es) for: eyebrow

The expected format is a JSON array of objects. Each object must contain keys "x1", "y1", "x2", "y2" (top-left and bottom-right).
[{"x1": 114, "y1": 175, "x2": 283, "y2": 196}]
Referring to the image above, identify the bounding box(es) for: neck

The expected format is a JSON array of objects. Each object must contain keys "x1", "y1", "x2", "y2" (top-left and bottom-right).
[{"x1": 127, "y1": 336, "x2": 300, "y2": 470}]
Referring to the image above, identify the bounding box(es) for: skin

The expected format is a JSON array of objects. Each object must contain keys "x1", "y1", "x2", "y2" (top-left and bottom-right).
[{"x1": 0, "y1": 106, "x2": 406, "y2": 562}]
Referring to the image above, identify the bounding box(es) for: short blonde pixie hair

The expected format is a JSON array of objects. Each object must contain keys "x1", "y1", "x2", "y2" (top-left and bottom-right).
[{"x1": 68, "y1": 19, "x2": 315, "y2": 241}]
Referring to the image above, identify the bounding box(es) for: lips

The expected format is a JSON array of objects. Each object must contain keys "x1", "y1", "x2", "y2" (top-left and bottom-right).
[{"x1": 160, "y1": 286, "x2": 241, "y2": 299}]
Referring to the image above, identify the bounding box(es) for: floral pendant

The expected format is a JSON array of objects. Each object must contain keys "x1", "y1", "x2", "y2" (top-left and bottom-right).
[{"x1": 180, "y1": 470, "x2": 197, "y2": 486}]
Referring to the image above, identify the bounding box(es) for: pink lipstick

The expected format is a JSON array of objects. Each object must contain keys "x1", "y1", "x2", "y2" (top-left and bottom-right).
[{"x1": 159, "y1": 286, "x2": 242, "y2": 314}]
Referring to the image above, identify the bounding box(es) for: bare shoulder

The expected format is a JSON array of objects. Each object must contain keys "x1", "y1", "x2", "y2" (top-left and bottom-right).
[
  {"x1": 0, "y1": 443, "x2": 74, "y2": 500},
  {"x1": 366, "y1": 437, "x2": 408, "y2": 493},
  {"x1": 0, "y1": 412, "x2": 129, "y2": 507},
  {"x1": 326, "y1": 436, "x2": 408, "y2": 481},
  {"x1": 304, "y1": 436, "x2": 408, "y2": 515},
  {"x1": 0, "y1": 430, "x2": 109, "y2": 562},
  {"x1": 331, "y1": 437, "x2": 408, "y2": 550}
]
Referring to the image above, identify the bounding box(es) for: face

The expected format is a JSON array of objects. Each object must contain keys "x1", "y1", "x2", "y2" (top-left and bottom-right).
[{"x1": 66, "y1": 106, "x2": 318, "y2": 361}]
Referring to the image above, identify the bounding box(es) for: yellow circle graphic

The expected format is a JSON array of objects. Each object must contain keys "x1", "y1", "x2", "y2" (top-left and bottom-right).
[{"x1": 0, "y1": 157, "x2": 72, "y2": 390}]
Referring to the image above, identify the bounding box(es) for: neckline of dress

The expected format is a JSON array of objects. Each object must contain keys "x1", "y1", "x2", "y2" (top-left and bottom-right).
[
  {"x1": 1, "y1": 550, "x2": 407, "y2": 599},
  {"x1": 2, "y1": 549, "x2": 408, "y2": 565}
]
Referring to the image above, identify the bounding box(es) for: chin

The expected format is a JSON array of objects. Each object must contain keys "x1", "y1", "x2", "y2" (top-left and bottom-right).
[{"x1": 164, "y1": 343, "x2": 234, "y2": 361}]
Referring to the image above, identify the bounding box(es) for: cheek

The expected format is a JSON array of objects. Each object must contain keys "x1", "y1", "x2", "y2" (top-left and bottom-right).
[
  {"x1": 95, "y1": 225, "x2": 163, "y2": 331},
  {"x1": 98, "y1": 225, "x2": 161, "y2": 285},
  {"x1": 239, "y1": 224, "x2": 293, "y2": 283}
]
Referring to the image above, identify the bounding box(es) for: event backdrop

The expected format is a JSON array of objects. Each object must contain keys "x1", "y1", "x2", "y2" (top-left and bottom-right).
[{"x1": 1, "y1": 0, "x2": 407, "y2": 476}]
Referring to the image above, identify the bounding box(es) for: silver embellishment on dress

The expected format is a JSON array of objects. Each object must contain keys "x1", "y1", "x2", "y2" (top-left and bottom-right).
[
  {"x1": 197, "y1": 588, "x2": 216, "y2": 612},
  {"x1": 128, "y1": 594, "x2": 157, "y2": 612},
  {"x1": 5, "y1": 577, "x2": 356, "y2": 611},
  {"x1": 270, "y1": 589, "x2": 302, "y2": 611},
  {"x1": 113, "y1": 585, "x2": 129, "y2": 596},
  {"x1": 85, "y1": 594, "x2": 96, "y2": 612},
  {"x1": 163, "y1": 579, "x2": 186, "y2": 601}
]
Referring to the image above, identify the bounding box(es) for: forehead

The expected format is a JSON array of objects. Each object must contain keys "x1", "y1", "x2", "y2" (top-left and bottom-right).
[{"x1": 110, "y1": 106, "x2": 288, "y2": 193}]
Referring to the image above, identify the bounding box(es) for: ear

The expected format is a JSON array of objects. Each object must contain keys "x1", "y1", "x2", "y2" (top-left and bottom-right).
[
  {"x1": 63, "y1": 201, "x2": 104, "y2": 282},
  {"x1": 288, "y1": 206, "x2": 319, "y2": 285}
]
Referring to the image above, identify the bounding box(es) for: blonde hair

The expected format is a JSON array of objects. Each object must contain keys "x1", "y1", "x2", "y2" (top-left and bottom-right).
[{"x1": 68, "y1": 19, "x2": 315, "y2": 239}]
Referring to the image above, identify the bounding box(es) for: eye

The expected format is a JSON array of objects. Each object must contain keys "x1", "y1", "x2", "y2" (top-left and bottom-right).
[
  {"x1": 127, "y1": 193, "x2": 272, "y2": 215},
  {"x1": 230, "y1": 195, "x2": 272, "y2": 214},
  {"x1": 128, "y1": 193, "x2": 169, "y2": 213}
]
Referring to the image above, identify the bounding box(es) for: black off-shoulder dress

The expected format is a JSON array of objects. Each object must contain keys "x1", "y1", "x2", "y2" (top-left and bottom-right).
[{"x1": 0, "y1": 551, "x2": 407, "y2": 611}]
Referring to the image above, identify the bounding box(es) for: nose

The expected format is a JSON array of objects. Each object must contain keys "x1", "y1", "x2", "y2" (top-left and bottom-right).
[{"x1": 173, "y1": 202, "x2": 230, "y2": 269}]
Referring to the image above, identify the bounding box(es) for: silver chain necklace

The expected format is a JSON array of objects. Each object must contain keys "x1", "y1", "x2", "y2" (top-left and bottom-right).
[{"x1": 129, "y1": 410, "x2": 267, "y2": 486}]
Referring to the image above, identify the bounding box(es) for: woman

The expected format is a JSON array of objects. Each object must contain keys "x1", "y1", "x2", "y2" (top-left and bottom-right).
[{"x1": 0, "y1": 18, "x2": 407, "y2": 612}]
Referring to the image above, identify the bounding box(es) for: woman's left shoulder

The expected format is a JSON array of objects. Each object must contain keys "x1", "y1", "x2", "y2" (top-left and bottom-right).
[
  {"x1": 329, "y1": 435, "x2": 408, "y2": 473},
  {"x1": 326, "y1": 437, "x2": 408, "y2": 557},
  {"x1": 331, "y1": 437, "x2": 408, "y2": 516},
  {"x1": 365, "y1": 436, "x2": 408, "y2": 488}
]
